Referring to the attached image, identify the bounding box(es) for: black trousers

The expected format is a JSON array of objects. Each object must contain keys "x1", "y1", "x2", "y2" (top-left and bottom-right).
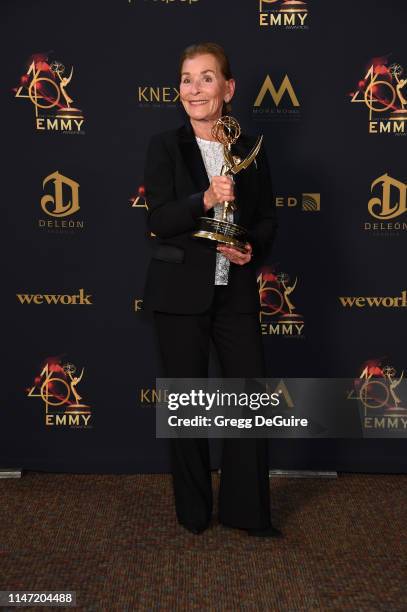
[{"x1": 153, "y1": 284, "x2": 271, "y2": 530}]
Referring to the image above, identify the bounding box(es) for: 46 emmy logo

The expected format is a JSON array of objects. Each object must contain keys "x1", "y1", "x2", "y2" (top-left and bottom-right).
[
  {"x1": 27, "y1": 358, "x2": 92, "y2": 428},
  {"x1": 257, "y1": 267, "x2": 304, "y2": 337},
  {"x1": 348, "y1": 362, "x2": 407, "y2": 435},
  {"x1": 13, "y1": 53, "x2": 85, "y2": 133},
  {"x1": 349, "y1": 57, "x2": 407, "y2": 135}
]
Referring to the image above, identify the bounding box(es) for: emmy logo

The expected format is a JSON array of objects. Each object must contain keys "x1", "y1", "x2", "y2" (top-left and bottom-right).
[
  {"x1": 350, "y1": 60, "x2": 407, "y2": 134},
  {"x1": 15, "y1": 58, "x2": 81, "y2": 117},
  {"x1": 259, "y1": 272, "x2": 302, "y2": 323},
  {"x1": 258, "y1": 0, "x2": 308, "y2": 28},
  {"x1": 27, "y1": 359, "x2": 91, "y2": 427},
  {"x1": 348, "y1": 361, "x2": 407, "y2": 434},
  {"x1": 368, "y1": 173, "x2": 407, "y2": 220},
  {"x1": 355, "y1": 365, "x2": 406, "y2": 413},
  {"x1": 257, "y1": 269, "x2": 304, "y2": 336},
  {"x1": 14, "y1": 54, "x2": 85, "y2": 132},
  {"x1": 41, "y1": 171, "x2": 80, "y2": 218}
]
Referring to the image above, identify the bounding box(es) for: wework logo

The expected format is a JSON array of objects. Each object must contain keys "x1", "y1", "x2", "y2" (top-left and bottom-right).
[
  {"x1": 16, "y1": 288, "x2": 93, "y2": 305},
  {"x1": 339, "y1": 290, "x2": 407, "y2": 308}
]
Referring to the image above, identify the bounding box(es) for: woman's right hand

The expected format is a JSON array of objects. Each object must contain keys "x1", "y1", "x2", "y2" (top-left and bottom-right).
[{"x1": 203, "y1": 175, "x2": 235, "y2": 211}]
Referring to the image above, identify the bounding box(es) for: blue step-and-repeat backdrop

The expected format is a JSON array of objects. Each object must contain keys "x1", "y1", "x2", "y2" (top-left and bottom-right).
[{"x1": 2, "y1": 0, "x2": 406, "y2": 472}]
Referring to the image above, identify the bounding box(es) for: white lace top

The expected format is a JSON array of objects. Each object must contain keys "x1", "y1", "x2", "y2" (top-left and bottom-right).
[{"x1": 195, "y1": 136, "x2": 234, "y2": 285}]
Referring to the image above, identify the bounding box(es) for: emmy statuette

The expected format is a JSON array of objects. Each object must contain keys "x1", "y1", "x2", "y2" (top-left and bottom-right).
[{"x1": 192, "y1": 115, "x2": 263, "y2": 252}]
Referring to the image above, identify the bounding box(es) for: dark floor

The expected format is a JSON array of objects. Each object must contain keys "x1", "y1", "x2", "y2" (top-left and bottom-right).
[{"x1": 0, "y1": 472, "x2": 406, "y2": 611}]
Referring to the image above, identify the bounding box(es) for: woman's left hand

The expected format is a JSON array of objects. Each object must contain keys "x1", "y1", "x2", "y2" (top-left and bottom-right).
[{"x1": 217, "y1": 242, "x2": 253, "y2": 265}]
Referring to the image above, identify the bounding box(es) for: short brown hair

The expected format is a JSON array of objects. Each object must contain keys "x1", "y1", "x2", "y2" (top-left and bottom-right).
[{"x1": 179, "y1": 42, "x2": 233, "y2": 115}]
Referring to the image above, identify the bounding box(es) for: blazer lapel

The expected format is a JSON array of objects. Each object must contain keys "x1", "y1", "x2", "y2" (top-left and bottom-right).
[{"x1": 177, "y1": 121, "x2": 210, "y2": 193}]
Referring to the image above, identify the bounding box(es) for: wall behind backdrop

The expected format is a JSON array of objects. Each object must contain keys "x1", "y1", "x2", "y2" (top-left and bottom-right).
[{"x1": 2, "y1": 0, "x2": 406, "y2": 473}]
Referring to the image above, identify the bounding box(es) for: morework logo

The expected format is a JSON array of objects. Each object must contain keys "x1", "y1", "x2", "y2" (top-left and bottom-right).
[{"x1": 253, "y1": 74, "x2": 301, "y2": 122}]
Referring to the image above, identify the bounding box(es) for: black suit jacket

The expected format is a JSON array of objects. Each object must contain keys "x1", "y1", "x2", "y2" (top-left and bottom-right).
[{"x1": 142, "y1": 120, "x2": 277, "y2": 314}]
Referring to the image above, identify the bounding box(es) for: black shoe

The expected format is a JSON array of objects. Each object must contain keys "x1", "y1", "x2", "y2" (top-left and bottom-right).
[
  {"x1": 180, "y1": 523, "x2": 208, "y2": 535},
  {"x1": 246, "y1": 525, "x2": 283, "y2": 538}
]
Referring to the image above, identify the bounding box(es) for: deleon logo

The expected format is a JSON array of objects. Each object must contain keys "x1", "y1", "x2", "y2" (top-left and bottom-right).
[
  {"x1": 138, "y1": 85, "x2": 180, "y2": 107},
  {"x1": 349, "y1": 55, "x2": 407, "y2": 135},
  {"x1": 257, "y1": 266, "x2": 304, "y2": 337},
  {"x1": 348, "y1": 360, "x2": 407, "y2": 433},
  {"x1": 16, "y1": 289, "x2": 93, "y2": 305},
  {"x1": 258, "y1": 0, "x2": 308, "y2": 29},
  {"x1": 27, "y1": 357, "x2": 92, "y2": 428},
  {"x1": 39, "y1": 170, "x2": 84, "y2": 232},
  {"x1": 364, "y1": 172, "x2": 407, "y2": 235},
  {"x1": 276, "y1": 193, "x2": 320, "y2": 211},
  {"x1": 253, "y1": 74, "x2": 300, "y2": 121},
  {"x1": 13, "y1": 53, "x2": 85, "y2": 133}
]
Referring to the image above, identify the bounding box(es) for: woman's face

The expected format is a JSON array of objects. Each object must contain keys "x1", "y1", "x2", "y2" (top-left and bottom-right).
[{"x1": 180, "y1": 53, "x2": 235, "y2": 123}]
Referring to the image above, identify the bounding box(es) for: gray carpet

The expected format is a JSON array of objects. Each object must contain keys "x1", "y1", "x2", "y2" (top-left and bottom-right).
[{"x1": 0, "y1": 472, "x2": 406, "y2": 611}]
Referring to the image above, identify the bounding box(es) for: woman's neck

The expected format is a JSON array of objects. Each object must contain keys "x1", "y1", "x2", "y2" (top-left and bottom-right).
[{"x1": 189, "y1": 117, "x2": 219, "y2": 142}]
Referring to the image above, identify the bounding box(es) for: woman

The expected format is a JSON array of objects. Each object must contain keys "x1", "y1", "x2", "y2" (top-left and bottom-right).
[{"x1": 143, "y1": 42, "x2": 280, "y2": 537}]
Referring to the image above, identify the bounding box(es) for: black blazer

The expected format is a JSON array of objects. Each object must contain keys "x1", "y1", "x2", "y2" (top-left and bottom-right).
[{"x1": 142, "y1": 120, "x2": 277, "y2": 314}]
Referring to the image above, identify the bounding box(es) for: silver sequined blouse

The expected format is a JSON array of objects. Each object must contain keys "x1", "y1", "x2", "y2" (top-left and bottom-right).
[{"x1": 195, "y1": 136, "x2": 234, "y2": 285}]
